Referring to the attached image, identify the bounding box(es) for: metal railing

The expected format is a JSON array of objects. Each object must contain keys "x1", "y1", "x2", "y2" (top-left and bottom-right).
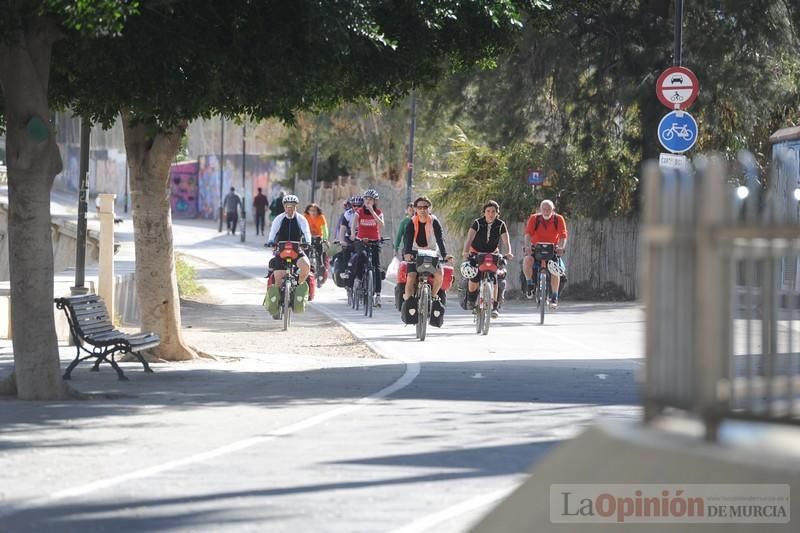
[{"x1": 642, "y1": 153, "x2": 800, "y2": 440}]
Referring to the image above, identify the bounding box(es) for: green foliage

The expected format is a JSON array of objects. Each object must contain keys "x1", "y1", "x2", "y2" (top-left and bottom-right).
[
  {"x1": 282, "y1": 93, "x2": 456, "y2": 183},
  {"x1": 46, "y1": 1, "x2": 545, "y2": 135},
  {"x1": 432, "y1": 133, "x2": 547, "y2": 227},
  {"x1": 436, "y1": 0, "x2": 800, "y2": 218},
  {"x1": 175, "y1": 256, "x2": 206, "y2": 299}
]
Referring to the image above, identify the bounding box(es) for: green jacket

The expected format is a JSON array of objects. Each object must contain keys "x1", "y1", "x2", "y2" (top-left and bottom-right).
[{"x1": 394, "y1": 216, "x2": 412, "y2": 251}]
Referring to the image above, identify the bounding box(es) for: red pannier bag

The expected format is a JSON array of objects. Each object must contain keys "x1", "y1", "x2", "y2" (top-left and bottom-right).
[
  {"x1": 397, "y1": 261, "x2": 408, "y2": 284},
  {"x1": 441, "y1": 265, "x2": 454, "y2": 291}
]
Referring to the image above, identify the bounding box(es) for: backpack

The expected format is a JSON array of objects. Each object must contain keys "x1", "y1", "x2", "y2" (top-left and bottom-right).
[{"x1": 533, "y1": 213, "x2": 558, "y2": 232}]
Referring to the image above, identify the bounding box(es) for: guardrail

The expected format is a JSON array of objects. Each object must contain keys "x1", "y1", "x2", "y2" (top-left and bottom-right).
[{"x1": 642, "y1": 152, "x2": 800, "y2": 440}]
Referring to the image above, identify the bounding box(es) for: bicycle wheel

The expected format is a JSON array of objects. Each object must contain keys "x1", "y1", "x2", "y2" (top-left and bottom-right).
[
  {"x1": 365, "y1": 269, "x2": 374, "y2": 318},
  {"x1": 283, "y1": 278, "x2": 292, "y2": 331},
  {"x1": 475, "y1": 288, "x2": 484, "y2": 335},
  {"x1": 538, "y1": 269, "x2": 547, "y2": 325},
  {"x1": 481, "y1": 280, "x2": 492, "y2": 336},
  {"x1": 346, "y1": 286, "x2": 353, "y2": 307},
  {"x1": 353, "y1": 278, "x2": 361, "y2": 310},
  {"x1": 417, "y1": 284, "x2": 430, "y2": 341}
]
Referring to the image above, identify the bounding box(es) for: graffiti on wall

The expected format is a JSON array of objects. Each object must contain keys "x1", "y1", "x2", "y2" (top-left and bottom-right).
[
  {"x1": 170, "y1": 161, "x2": 199, "y2": 218},
  {"x1": 54, "y1": 145, "x2": 128, "y2": 210},
  {"x1": 197, "y1": 155, "x2": 288, "y2": 220}
]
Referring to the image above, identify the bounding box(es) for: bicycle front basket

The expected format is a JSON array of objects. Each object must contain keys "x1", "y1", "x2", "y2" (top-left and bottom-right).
[
  {"x1": 533, "y1": 243, "x2": 555, "y2": 262},
  {"x1": 416, "y1": 252, "x2": 440, "y2": 275}
]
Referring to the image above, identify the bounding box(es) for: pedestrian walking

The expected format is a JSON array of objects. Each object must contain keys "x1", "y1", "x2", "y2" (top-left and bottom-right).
[
  {"x1": 224, "y1": 187, "x2": 243, "y2": 235},
  {"x1": 253, "y1": 187, "x2": 268, "y2": 235}
]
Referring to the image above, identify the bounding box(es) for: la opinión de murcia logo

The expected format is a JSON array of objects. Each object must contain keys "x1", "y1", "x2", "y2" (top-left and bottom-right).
[{"x1": 549, "y1": 484, "x2": 790, "y2": 524}]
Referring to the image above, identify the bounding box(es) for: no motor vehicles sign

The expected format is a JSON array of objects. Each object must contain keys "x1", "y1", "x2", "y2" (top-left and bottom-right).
[{"x1": 656, "y1": 66, "x2": 699, "y2": 110}]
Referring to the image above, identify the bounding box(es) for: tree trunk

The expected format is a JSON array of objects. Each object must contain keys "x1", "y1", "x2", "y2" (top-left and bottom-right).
[
  {"x1": 121, "y1": 112, "x2": 195, "y2": 361},
  {"x1": 0, "y1": 19, "x2": 69, "y2": 399}
]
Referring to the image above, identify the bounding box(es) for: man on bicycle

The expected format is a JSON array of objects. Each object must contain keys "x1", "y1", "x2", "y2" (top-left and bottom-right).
[
  {"x1": 350, "y1": 189, "x2": 385, "y2": 307},
  {"x1": 266, "y1": 194, "x2": 312, "y2": 317},
  {"x1": 461, "y1": 200, "x2": 513, "y2": 317},
  {"x1": 401, "y1": 196, "x2": 453, "y2": 318},
  {"x1": 522, "y1": 199, "x2": 567, "y2": 308}
]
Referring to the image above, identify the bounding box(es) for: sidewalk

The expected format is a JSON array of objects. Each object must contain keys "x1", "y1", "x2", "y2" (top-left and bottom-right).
[{"x1": 0, "y1": 191, "x2": 382, "y2": 398}]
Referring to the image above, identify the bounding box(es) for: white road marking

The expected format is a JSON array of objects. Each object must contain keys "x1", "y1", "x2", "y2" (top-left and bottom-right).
[
  {"x1": 0, "y1": 262, "x2": 421, "y2": 517},
  {"x1": 388, "y1": 485, "x2": 518, "y2": 533}
]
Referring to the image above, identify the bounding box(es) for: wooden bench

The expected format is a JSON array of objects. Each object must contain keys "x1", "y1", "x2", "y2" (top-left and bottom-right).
[{"x1": 54, "y1": 294, "x2": 159, "y2": 381}]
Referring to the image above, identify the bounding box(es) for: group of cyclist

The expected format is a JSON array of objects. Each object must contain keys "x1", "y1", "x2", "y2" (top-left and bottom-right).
[{"x1": 263, "y1": 190, "x2": 568, "y2": 325}]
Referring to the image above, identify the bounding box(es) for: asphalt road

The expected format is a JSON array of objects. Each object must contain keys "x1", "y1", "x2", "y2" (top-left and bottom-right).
[{"x1": 1, "y1": 215, "x2": 643, "y2": 532}]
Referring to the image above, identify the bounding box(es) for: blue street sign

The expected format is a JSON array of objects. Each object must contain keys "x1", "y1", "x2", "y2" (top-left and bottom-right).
[
  {"x1": 528, "y1": 169, "x2": 544, "y2": 186},
  {"x1": 658, "y1": 110, "x2": 698, "y2": 154}
]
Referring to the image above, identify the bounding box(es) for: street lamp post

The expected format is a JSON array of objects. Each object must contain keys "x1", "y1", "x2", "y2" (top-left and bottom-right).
[
  {"x1": 405, "y1": 91, "x2": 417, "y2": 206},
  {"x1": 310, "y1": 135, "x2": 320, "y2": 204},
  {"x1": 71, "y1": 117, "x2": 91, "y2": 296},
  {"x1": 241, "y1": 121, "x2": 247, "y2": 243},
  {"x1": 218, "y1": 116, "x2": 225, "y2": 232}
]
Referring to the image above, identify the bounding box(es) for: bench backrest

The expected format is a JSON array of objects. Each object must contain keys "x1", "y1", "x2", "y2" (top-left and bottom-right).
[{"x1": 54, "y1": 294, "x2": 114, "y2": 338}]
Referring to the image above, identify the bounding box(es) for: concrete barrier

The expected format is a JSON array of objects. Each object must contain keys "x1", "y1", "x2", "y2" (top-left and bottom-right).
[{"x1": 471, "y1": 421, "x2": 800, "y2": 533}]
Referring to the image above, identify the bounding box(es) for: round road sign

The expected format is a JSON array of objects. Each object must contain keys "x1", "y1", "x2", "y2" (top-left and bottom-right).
[
  {"x1": 658, "y1": 110, "x2": 698, "y2": 154},
  {"x1": 656, "y1": 66, "x2": 699, "y2": 110}
]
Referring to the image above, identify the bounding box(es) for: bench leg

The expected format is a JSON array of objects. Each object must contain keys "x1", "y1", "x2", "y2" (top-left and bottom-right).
[
  {"x1": 63, "y1": 355, "x2": 81, "y2": 380},
  {"x1": 108, "y1": 352, "x2": 128, "y2": 381},
  {"x1": 91, "y1": 357, "x2": 103, "y2": 371},
  {"x1": 131, "y1": 351, "x2": 154, "y2": 373}
]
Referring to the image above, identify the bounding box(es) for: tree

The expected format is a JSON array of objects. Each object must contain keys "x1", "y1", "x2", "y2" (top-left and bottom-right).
[
  {"x1": 0, "y1": 1, "x2": 138, "y2": 399},
  {"x1": 2, "y1": 1, "x2": 552, "y2": 397},
  {"x1": 282, "y1": 94, "x2": 455, "y2": 185},
  {"x1": 436, "y1": 0, "x2": 800, "y2": 218}
]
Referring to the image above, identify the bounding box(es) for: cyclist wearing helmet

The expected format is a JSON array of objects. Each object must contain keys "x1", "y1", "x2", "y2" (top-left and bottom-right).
[
  {"x1": 460, "y1": 200, "x2": 513, "y2": 317},
  {"x1": 332, "y1": 198, "x2": 355, "y2": 287},
  {"x1": 266, "y1": 194, "x2": 312, "y2": 316},
  {"x1": 340, "y1": 195, "x2": 363, "y2": 280},
  {"x1": 523, "y1": 199, "x2": 567, "y2": 308},
  {"x1": 350, "y1": 189, "x2": 385, "y2": 307}
]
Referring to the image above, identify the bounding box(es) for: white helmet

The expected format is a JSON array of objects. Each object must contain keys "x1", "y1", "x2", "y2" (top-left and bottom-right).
[
  {"x1": 547, "y1": 259, "x2": 566, "y2": 277},
  {"x1": 460, "y1": 261, "x2": 478, "y2": 279},
  {"x1": 282, "y1": 194, "x2": 299, "y2": 205}
]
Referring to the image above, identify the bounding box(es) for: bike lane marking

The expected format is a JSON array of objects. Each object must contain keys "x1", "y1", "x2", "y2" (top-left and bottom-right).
[
  {"x1": 0, "y1": 257, "x2": 420, "y2": 518},
  {"x1": 388, "y1": 485, "x2": 518, "y2": 533}
]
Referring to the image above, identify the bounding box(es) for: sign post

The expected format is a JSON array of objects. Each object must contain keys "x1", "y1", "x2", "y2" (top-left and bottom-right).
[{"x1": 656, "y1": 65, "x2": 699, "y2": 157}]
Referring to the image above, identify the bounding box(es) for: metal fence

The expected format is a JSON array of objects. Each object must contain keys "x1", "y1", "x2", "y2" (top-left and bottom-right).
[{"x1": 642, "y1": 153, "x2": 800, "y2": 440}]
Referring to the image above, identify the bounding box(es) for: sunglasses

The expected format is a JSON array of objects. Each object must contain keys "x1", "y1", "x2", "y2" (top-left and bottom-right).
[{"x1": 415, "y1": 204, "x2": 431, "y2": 209}]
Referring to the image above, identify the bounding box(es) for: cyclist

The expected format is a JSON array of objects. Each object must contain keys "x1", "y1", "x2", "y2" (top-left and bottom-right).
[
  {"x1": 332, "y1": 197, "x2": 357, "y2": 286},
  {"x1": 304, "y1": 203, "x2": 329, "y2": 284},
  {"x1": 401, "y1": 196, "x2": 453, "y2": 319},
  {"x1": 461, "y1": 200, "x2": 513, "y2": 317},
  {"x1": 522, "y1": 199, "x2": 567, "y2": 308},
  {"x1": 350, "y1": 189, "x2": 385, "y2": 307},
  {"x1": 340, "y1": 195, "x2": 364, "y2": 282},
  {"x1": 265, "y1": 194, "x2": 312, "y2": 318},
  {"x1": 393, "y1": 202, "x2": 415, "y2": 257}
]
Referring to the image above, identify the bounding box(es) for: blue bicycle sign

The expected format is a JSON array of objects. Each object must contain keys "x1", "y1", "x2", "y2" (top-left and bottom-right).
[{"x1": 658, "y1": 110, "x2": 698, "y2": 154}]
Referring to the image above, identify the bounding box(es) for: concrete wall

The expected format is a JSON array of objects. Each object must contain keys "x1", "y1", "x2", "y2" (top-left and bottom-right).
[{"x1": 0, "y1": 202, "x2": 109, "y2": 340}]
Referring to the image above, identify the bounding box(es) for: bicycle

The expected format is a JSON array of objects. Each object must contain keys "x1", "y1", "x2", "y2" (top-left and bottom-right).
[
  {"x1": 470, "y1": 252, "x2": 503, "y2": 335},
  {"x1": 272, "y1": 241, "x2": 303, "y2": 331},
  {"x1": 352, "y1": 237, "x2": 389, "y2": 318},
  {"x1": 662, "y1": 123, "x2": 693, "y2": 141},
  {"x1": 531, "y1": 242, "x2": 556, "y2": 325},
  {"x1": 411, "y1": 249, "x2": 442, "y2": 341}
]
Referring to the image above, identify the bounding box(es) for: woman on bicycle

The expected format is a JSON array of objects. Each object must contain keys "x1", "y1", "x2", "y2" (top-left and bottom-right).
[
  {"x1": 460, "y1": 200, "x2": 513, "y2": 317},
  {"x1": 350, "y1": 189, "x2": 385, "y2": 307},
  {"x1": 304, "y1": 203, "x2": 329, "y2": 283}
]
